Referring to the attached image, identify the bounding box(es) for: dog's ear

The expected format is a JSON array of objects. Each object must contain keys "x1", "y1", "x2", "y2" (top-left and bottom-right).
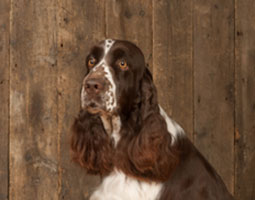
[
  {"x1": 115, "y1": 68, "x2": 180, "y2": 182},
  {"x1": 71, "y1": 110, "x2": 114, "y2": 175},
  {"x1": 140, "y1": 67, "x2": 159, "y2": 119}
]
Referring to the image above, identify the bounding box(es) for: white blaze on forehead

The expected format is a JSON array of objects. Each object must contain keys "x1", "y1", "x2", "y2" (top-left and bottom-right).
[
  {"x1": 104, "y1": 39, "x2": 114, "y2": 55},
  {"x1": 92, "y1": 39, "x2": 115, "y2": 71}
]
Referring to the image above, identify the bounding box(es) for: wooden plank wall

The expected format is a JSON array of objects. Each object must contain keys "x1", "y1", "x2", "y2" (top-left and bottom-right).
[
  {"x1": 0, "y1": 0, "x2": 254, "y2": 199},
  {"x1": 235, "y1": 1, "x2": 255, "y2": 199},
  {"x1": 10, "y1": 0, "x2": 58, "y2": 199},
  {"x1": 0, "y1": 0, "x2": 10, "y2": 200},
  {"x1": 193, "y1": 0, "x2": 235, "y2": 192}
]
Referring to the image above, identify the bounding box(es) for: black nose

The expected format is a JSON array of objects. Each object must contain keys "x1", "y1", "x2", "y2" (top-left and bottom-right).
[{"x1": 85, "y1": 79, "x2": 104, "y2": 94}]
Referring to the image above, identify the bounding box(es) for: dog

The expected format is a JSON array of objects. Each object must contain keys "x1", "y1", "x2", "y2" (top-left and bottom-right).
[{"x1": 71, "y1": 39, "x2": 234, "y2": 200}]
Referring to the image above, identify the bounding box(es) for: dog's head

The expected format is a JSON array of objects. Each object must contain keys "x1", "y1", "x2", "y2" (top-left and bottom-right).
[
  {"x1": 72, "y1": 39, "x2": 180, "y2": 179},
  {"x1": 81, "y1": 39, "x2": 147, "y2": 116}
]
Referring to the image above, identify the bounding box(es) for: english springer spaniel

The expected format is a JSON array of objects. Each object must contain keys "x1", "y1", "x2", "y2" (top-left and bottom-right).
[{"x1": 71, "y1": 39, "x2": 234, "y2": 200}]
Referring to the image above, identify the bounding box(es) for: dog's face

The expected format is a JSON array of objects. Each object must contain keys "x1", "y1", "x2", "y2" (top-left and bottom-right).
[{"x1": 81, "y1": 39, "x2": 146, "y2": 115}]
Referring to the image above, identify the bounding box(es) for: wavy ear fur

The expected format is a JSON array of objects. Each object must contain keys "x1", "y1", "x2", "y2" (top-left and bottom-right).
[
  {"x1": 115, "y1": 68, "x2": 180, "y2": 182},
  {"x1": 71, "y1": 110, "x2": 114, "y2": 175}
]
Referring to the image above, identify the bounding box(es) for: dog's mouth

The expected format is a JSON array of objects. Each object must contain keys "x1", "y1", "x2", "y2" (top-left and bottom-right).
[
  {"x1": 84, "y1": 100, "x2": 105, "y2": 114},
  {"x1": 81, "y1": 90, "x2": 117, "y2": 115},
  {"x1": 88, "y1": 101, "x2": 99, "y2": 108}
]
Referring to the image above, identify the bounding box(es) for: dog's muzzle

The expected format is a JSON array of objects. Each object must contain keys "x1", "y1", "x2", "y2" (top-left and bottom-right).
[{"x1": 81, "y1": 64, "x2": 116, "y2": 114}]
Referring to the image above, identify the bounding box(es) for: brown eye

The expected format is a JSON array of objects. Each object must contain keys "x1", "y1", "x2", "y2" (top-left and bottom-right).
[
  {"x1": 118, "y1": 60, "x2": 128, "y2": 70},
  {"x1": 88, "y1": 57, "x2": 96, "y2": 68}
]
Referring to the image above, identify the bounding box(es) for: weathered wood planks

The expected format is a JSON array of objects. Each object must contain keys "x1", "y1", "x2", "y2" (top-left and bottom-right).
[
  {"x1": 193, "y1": 0, "x2": 235, "y2": 193},
  {"x1": 9, "y1": 0, "x2": 58, "y2": 199},
  {"x1": 0, "y1": 0, "x2": 10, "y2": 199},
  {"x1": 153, "y1": 0, "x2": 193, "y2": 139},
  {"x1": 57, "y1": 0, "x2": 105, "y2": 199},
  {"x1": 106, "y1": 0, "x2": 153, "y2": 70},
  {"x1": 235, "y1": 1, "x2": 255, "y2": 199}
]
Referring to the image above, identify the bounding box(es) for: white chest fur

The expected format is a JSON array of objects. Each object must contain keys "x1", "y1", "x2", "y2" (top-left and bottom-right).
[{"x1": 90, "y1": 170, "x2": 163, "y2": 200}]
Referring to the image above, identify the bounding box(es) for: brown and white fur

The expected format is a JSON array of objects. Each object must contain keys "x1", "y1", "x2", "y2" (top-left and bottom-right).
[{"x1": 71, "y1": 39, "x2": 234, "y2": 200}]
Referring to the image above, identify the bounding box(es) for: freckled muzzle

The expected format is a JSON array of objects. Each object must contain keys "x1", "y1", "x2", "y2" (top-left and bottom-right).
[{"x1": 81, "y1": 64, "x2": 117, "y2": 114}]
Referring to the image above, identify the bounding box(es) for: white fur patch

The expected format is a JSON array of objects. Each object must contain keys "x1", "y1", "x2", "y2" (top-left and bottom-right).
[
  {"x1": 81, "y1": 86, "x2": 86, "y2": 109},
  {"x1": 90, "y1": 170, "x2": 163, "y2": 200},
  {"x1": 92, "y1": 39, "x2": 115, "y2": 71},
  {"x1": 100, "y1": 114, "x2": 121, "y2": 146},
  {"x1": 104, "y1": 39, "x2": 114, "y2": 55},
  {"x1": 111, "y1": 115, "x2": 121, "y2": 145},
  {"x1": 103, "y1": 62, "x2": 117, "y2": 112},
  {"x1": 159, "y1": 105, "x2": 185, "y2": 145},
  {"x1": 101, "y1": 39, "x2": 117, "y2": 112}
]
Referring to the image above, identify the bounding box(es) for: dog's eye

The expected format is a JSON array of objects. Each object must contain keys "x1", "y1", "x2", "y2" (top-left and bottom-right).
[
  {"x1": 118, "y1": 60, "x2": 128, "y2": 70},
  {"x1": 88, "y1": 57, "x2": 96, "y2": 68}
]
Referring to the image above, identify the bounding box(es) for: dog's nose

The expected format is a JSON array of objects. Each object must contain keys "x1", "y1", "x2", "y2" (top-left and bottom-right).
[{"x1": 85, "y1": 79, "x2": 104, "y2": 94}]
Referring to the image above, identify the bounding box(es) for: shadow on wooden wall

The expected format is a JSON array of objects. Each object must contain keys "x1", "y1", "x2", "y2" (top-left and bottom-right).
[{"x1": 0, "y1": 0, "x2": 254, "y2": 199}]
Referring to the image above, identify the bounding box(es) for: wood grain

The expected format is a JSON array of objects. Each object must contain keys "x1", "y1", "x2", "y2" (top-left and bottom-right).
[
  {"x1": 0, "y1": 0, "x2": 10, "y2": 199},
  {"x1": 193, "y1": 0, "x2": 235, "y2": 194},
  {"x1": 235, "y1": 1, "x2": 255, "y2": 199},
  {"x1": 153, "y1": 0, "x2": 193, "y2": 139},
  {"x1": 9, "y1": 0, "x2": 58, "y2": 199},
  {"x1": 105, "y1": 0, "x2": 153, "y2": 70},
  {"x1": 57, "y1": 0, "x2": 105, "y2": 199}
]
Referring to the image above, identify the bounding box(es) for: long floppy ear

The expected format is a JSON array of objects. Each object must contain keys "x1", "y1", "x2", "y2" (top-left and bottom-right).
[
  {"x1": 115, "y1": 68, "x2": 180, "y2": 182},
  {"x1": 71, "y1": 110, "x2": 114, "y2": 175},
  {"x1": 140, "y1": 67, "x2": 158, "y2": 119}
]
